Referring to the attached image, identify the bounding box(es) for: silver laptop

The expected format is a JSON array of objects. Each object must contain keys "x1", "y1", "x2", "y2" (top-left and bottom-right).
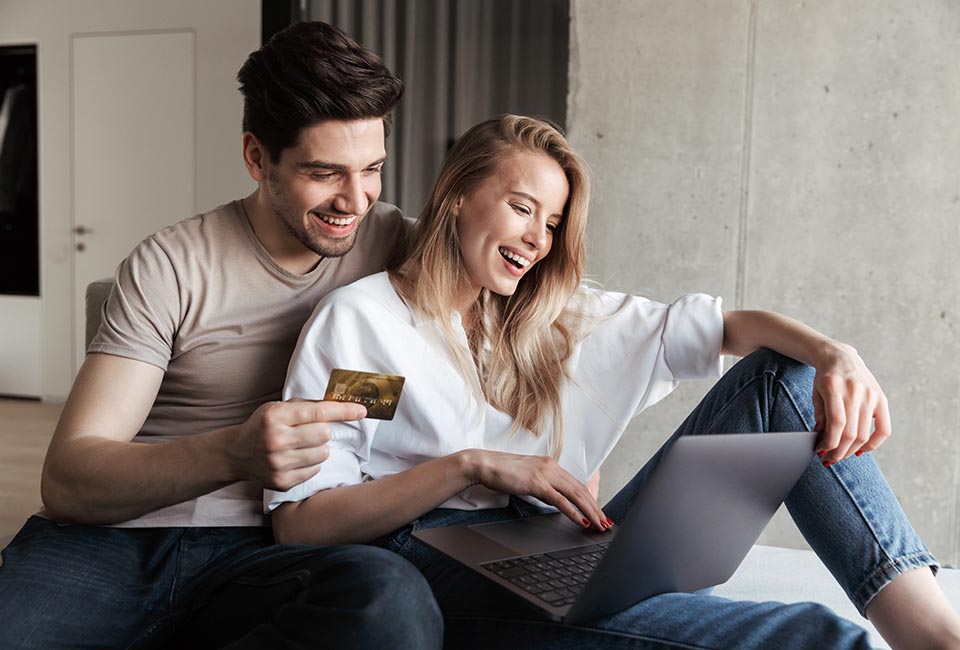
[{"x1": 413, "y1": 431, "x2": 816, "y2": 624}]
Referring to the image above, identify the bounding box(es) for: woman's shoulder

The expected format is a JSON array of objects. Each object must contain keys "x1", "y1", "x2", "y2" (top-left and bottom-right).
[
  {"x1": 325, "y1": 271, "x2": 396, "y2": 303},
  {"x1": 310, "y1": 272, "x2": 411, "y2": 327}
]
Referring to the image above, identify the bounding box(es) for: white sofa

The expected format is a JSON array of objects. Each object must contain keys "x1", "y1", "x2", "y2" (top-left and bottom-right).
[{"x1": 718, "y1": 545, "x2": 960, "y2": 649}]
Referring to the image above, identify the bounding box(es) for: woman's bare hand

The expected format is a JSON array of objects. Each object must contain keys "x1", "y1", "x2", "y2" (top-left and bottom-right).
[
  {"x1": 463, "y1": 450, "x2": 612, "y2": 531},
  {"x1": 812, "y1": 343, "x2": 891, "y2": 463}
]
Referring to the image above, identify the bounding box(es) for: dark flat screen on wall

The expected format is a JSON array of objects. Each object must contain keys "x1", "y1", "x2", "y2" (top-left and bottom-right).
[{"x1": 0, "y1": 45, "x2": 39, "y2": 296}]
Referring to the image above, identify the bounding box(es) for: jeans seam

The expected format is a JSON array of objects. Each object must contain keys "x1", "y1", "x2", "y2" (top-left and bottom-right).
[
  {"x1": 233, "y1": 568, "x2": 312, "y2": 587},
  {"x1": 442, "y1": 615, "x2": 722, "y2": 650}
]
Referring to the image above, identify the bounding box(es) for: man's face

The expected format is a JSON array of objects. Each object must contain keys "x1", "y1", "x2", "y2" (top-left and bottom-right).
[{"x1": 263, "y1": 119, "x2": 386, "y2": 258}]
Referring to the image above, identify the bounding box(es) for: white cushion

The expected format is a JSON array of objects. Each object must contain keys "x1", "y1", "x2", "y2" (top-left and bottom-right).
[{"x1": 715, "y1": 545, "x2": 960, "y2": 649}]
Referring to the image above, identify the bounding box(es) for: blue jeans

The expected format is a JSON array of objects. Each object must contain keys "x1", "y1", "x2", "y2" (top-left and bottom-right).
[
  {"x1": 379, "y1": 349, "x2": 937, "y2": 649},
  {"x1": 0, "y1": 519, "x2": 442, "y2": 649}
]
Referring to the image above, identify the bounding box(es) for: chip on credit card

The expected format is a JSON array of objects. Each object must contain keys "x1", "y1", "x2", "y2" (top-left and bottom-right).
[{"x1": 323, "y1": 369, "x2": 406, "y2": 420}]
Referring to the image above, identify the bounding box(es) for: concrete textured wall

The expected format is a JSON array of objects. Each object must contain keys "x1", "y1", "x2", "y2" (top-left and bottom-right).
[{"x1": 569, "y1": 0, "x2": 960, "y2": 564}]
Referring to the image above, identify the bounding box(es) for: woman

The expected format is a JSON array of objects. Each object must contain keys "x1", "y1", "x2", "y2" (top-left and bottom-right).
[{"x1": 267, "y1": 115, "x2": 960, "y2": 649}]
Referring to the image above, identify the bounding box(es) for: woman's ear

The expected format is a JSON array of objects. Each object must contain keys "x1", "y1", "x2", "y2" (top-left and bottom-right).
[{"x1": 451, "y1": 196, "x2": 463, "y2": 217}]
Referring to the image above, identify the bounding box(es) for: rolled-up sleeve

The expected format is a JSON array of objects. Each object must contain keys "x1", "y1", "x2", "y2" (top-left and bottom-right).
[
  {"x1": 662, "y1": 293, "x2": 724, "y2": 380},
  {"x1": 572, "y1": 289, "x2": 724, "y2": 423}
]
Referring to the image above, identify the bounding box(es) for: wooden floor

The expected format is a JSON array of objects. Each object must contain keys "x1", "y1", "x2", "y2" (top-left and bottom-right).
[{"x1": 0, "y1": 398, "x2": 61, "y2": 541}]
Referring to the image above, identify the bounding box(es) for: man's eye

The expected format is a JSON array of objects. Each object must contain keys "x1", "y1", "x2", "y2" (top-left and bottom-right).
[
  {"x1": 365, "y1": 165, "x2": 384, "y2": 174},
  {"x1": 310, "y1": 173, "x2": 337, "y2": 181}
]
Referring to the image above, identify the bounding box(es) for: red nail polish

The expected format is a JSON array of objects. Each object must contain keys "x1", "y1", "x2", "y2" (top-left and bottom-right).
[
  {"x1": 823, "y1": 460, "x2": 835, "y2": 467},
  {"x1": 855, "y1": 450, "x2": 864, "y2": 456},
  {"x1": 816, "y1": 450, "x2": 827, "y2": 457},
  {"x1": 606, "y1": 518, "x2": 614, "y2": 526},
  {"x1": 581, "y1": 517, "x2": 590, "y2": 526}
]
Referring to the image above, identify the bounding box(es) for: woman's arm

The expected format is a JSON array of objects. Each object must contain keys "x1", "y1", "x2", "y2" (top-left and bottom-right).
[
  {"x1": 272, "y1": 449, "x2": 610, "y2": 546},
  {"x1": 721, "y1": 310, "x2": 890, "y2": 462}
]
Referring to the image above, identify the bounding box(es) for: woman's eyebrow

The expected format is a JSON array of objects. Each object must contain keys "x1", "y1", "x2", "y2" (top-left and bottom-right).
[
  {"x1": 509, "y1": 191, "x2": 563, "y2": 219},
  {"x1": 508, "y1": 190, "x2": 539, "y2": 204}
]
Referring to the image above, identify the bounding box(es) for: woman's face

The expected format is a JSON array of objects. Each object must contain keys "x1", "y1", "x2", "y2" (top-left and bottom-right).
[{"x1": 456, "y1": 150, "x2": 569, "y2": 301}]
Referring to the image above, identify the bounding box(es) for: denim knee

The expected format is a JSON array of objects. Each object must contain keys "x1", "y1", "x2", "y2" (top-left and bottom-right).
[
  {"x1": 772, "y1": 601, "x2": 874, "y2": 649},
  {"x1": 340, "y1": 546, "x2": 443, "y2": 649},
  {"x1": 737, "y1": 348, "x2": 814, "y2": 389}
]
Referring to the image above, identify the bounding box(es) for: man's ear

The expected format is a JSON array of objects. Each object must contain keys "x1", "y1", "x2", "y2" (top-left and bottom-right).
[{"x1": 242, "y1": 132, "x2": 269, "y2": 182}]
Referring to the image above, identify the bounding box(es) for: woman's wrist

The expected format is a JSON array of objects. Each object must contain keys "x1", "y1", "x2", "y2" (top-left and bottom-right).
[
  {"x1": 454, "y1": 449, "x2": 484, "y2": 487},
  {"x1": 812, "y1": 338, "x2": 858, "y2": 370}
]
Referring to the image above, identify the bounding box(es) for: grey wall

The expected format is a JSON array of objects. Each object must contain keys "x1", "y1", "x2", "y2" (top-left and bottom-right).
[{"x1": 569, "y1": 0, "x2": 960, "y2": 564}]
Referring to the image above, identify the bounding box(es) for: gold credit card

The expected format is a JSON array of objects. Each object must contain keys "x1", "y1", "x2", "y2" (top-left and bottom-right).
[{"x1": 323, "y1": 368, "x2": 406, "y2": 420}]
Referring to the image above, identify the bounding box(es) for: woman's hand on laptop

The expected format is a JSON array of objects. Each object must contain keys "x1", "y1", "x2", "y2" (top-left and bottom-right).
[
  {"x1": 812, "y1": 342, "x2": 890, "y2": 464},
  {"x1": 462, "y1": 450, "x2": 613, "y2": 531}
]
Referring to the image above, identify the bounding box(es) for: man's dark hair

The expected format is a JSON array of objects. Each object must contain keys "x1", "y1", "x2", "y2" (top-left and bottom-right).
[{"x1": 237, "y1": 21, "x2": 404, "y2": 162}]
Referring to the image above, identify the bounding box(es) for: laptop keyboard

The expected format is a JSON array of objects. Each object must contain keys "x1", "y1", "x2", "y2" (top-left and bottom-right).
[{"x1": 479, "y1": 542, "x2": 611, "y2": 608}]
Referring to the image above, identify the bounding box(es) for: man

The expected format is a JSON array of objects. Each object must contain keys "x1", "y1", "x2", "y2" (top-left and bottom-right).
[{"x1": 0, "y1": 21, "x2": 442, "y2": 650}]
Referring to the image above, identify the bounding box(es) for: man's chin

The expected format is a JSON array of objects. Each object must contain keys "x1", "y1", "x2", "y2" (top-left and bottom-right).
[{"x1": 309, "y1": 233, "x2": 358, "y2": 258}]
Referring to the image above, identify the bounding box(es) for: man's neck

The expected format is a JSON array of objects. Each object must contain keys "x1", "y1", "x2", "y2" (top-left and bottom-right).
[{"x1": 241, "y1": 190, "x2": 323, "y2": 275}]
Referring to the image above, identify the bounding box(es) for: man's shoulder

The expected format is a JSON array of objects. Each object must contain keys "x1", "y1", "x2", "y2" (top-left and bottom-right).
[{"x1": 146, "y1": 200, "x2": 244, "y2": 250}]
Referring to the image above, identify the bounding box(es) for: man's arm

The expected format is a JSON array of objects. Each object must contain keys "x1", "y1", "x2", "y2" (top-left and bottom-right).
[
  {"x1": 721, "y1": 310, "x2": 890, "y2": 462},
  {"x1": 41, "y1": 353, "x2": 364, "y2": 525}
]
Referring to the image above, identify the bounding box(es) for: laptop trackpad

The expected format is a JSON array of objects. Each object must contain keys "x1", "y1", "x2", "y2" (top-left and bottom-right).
[{"x1": 469, "y1": 516, "x2": 594, "y2": 555}]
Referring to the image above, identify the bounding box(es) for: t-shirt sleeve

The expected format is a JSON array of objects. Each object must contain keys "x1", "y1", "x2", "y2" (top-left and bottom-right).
[
  {"x1": 573, "y1": 288, "x2": 723, "y2": 419},
  {"x1": 86, "y1": 236, "x2": 180, "y2": 370},
  {"x1": 263, "y1": 291, "x2": 382, "y2": 513}
]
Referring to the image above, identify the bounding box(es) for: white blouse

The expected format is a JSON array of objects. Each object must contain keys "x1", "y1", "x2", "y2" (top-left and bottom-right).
[{"x1": 265, "y1": 272, "x2": 723, "y2": 513}]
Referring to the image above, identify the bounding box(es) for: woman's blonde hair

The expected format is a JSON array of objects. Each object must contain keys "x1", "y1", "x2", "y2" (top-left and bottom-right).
[{"x1": 390, "y1": 114, "x2": 591, "y2": 455}]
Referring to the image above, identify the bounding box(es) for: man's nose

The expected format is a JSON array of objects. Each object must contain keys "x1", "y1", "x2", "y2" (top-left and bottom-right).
[{"x1": 332, "y1": 174, "x2": 367, "y2": 215}]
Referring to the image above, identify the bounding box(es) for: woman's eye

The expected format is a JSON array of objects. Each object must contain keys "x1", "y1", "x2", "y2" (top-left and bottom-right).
[
  {"x1": 512, "y1": 203, "x2": 531, "y2": 216},
  {"x1": 546, "y1": 223, "x2": 558, "y2": 233}
]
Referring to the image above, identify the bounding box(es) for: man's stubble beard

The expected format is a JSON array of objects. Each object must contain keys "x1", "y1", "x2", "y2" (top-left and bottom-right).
[{"x1": 266, "y1": 176, "x2": 359, "y2": 259}]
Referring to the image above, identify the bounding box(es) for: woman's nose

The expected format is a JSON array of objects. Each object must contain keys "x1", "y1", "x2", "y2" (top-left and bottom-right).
[{"x1": 523, "y1": 220, "x2": 549, "y2": 250}]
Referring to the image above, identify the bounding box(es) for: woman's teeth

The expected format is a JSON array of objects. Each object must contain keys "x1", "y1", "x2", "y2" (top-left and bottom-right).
[
  {"x1": 499, "y1": 247, "x2": 530, "y2": 269},
  {"x1": 317, "y1": 214, "x2": 357, "y2": 227}
]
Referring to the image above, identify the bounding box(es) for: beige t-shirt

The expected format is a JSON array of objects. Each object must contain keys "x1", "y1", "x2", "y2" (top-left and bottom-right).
[{"x1": 86, "y1": 199, "x2": 410, "y2": 527}]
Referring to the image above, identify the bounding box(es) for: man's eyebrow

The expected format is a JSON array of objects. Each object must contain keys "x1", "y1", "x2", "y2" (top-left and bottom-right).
[{"x1": 296, "y1": 157, "x2": 387, "y2": 171}]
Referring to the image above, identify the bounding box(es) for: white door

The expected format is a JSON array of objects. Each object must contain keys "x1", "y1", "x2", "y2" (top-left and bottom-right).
[{"x1": 72, "y1": 31, "x2": 196, "y2": 370}]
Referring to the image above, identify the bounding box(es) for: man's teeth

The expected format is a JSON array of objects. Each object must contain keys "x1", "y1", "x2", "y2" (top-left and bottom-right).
[
  {"x1": 499, "y1": 247, "x2": 531, "y2": 268},
  {"x1": 317, "y1": 214, "x2": 357, "y2": 227}
]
